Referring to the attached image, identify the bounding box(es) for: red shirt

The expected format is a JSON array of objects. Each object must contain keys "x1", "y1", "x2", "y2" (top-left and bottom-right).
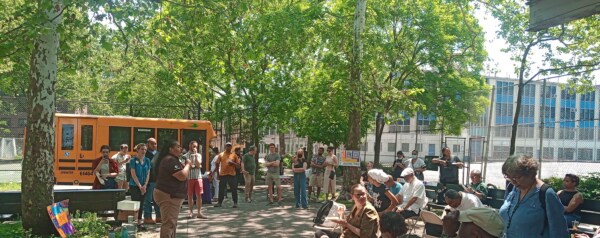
[{"x1": 92, "y1": 157, "x2": 119, "y2": 189}]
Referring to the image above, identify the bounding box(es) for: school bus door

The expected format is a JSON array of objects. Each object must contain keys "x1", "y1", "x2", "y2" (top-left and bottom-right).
[{"x1": 55, "y1": 117, "x2": 97, "y2": 185}]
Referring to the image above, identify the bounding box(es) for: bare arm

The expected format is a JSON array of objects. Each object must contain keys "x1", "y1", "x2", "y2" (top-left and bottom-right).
[
  {"x1": 403, "y1": 197, "x2": 418, "y2": 210},
  {"x1": 565, "y1": 192, "x2": 584, "y2": 213},
  {"x1": 384, "y1": 190, "x2": 399, "y2": 213}
]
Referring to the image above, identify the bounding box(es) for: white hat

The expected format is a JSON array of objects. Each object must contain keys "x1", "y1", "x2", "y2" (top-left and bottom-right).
[
  {"x1": 401, "y1": 168, "x2": 414, "y2": 177},
  {"x1": 367, "y1": 169, "x2": 389, "y2": 184},
  {"x1": 458, "y1": 207, "x2": 504, "y2": 237}
]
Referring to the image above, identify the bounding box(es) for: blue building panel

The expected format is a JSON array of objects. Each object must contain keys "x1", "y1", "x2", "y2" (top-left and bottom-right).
[
  {"x1": 581, "y1": 101, "x2": 595, "y2": 109},
  {"x1": 496, "y1": 95, "x2": 513, "y2": 104},
  {"x1": 560, "y1": 121, "x2": 576, "y2": 128},
  {"x1": 561, "y1": 100, "x2": 576, "y2": 108}
]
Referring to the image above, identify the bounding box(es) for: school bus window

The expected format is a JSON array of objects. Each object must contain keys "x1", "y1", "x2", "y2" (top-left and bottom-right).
[
  {"x1": 109, "y1": 126, "x2": 131, "y2": 151},
  {"x1": 157, "y1": 128, "x2": 178, "y2": 148},
  {"x1": 134, "y1": 127, "x2": 155, "y2": 147},
  {"x1": 61, "y1": 124, "x2": 74, "y2": 150},
  {"x1": 181, "y1": 129, "x2": 206, "y2": 151},
  {"x1": 81, "y1": 125, "x2": 93, "y2": 151}
]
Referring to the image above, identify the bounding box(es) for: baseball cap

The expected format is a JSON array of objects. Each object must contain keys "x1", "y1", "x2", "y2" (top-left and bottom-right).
[
  {"x1": 225, "y1": 142, "x2": 232, "y2": 147},
  {"x1": 401, "y1": 168, "x2": 414, "y2": 177},
  {"x1": 458, "y1": 207, "x2": 504, "y2": 237}
]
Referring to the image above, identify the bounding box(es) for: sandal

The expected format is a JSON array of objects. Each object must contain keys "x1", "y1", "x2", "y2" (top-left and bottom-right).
[{"x1": 197, "y1": 213, "x2": 208, "y2": 219}]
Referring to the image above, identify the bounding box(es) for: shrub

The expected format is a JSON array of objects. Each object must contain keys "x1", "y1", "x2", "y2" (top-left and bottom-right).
[
  {"x1": 71, "y1": 211, "x2": 110, "y2": 237},
  {"x1": 544, "y1": 172, "x2": 600, "y2": 200}
]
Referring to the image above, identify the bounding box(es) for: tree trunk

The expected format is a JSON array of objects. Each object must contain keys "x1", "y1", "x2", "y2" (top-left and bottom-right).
[
  {"x1": 22, "y1": 0, "x2": 62, "y2": 235},
  {"x1": 374, "y1": 112, "x2": 384, "y2": 167},
  {"x1": 509, "y1": 42, "x2": 534, "y2": 155},
  {"x1": 341, "y1": 0, "x2": 367, "y2": 200},
  {"x1": 307, "y1": 136, "x2": 313, "y2": 164},
  {"x1": 278, "y1": 131, "x2": 286, "y2": 156},
  {"x1": 251, "y1": 107, "x2": 260, "y2": 174}
]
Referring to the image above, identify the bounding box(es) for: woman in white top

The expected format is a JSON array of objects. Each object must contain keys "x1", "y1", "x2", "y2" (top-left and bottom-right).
[
  {"x1": 323, "y1": 146, "x2": 338, "y2": 200},
  {"x1": 112, "y1": 144, "x2": 131, "y2": 191},
  {"x1": 210, "y1": 147, "x2": 220, "y2": 202}
]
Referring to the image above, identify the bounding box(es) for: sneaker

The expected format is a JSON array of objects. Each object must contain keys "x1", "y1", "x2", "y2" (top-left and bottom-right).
[
  {"x1": 155, "y1": 218, "x2": 161, "y2": 223},
  {"x1": 232, "y1": 204, "x2": 238, "y2": 208},
  {"x1": 214, "y1": 203, "x2": 222, "y2": 208},
  {"x1": 302, "y1": 207, "x2": 308, "y2": 210},
  {"x1": 143, "y1": 218, "x2": 156, "y2": 224}
]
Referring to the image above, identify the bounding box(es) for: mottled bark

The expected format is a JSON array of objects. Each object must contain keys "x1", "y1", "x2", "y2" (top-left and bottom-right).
[
  {"x1": 342, "y1": 0, "x2": 367, "y2": 200},
  {"x1": 22, "y1": 0, "x2": 62, "y2": 235}
]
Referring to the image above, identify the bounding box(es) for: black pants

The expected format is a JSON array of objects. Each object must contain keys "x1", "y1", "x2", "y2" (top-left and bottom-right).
[
  {"x1": 129, "y1": 186, "x2": 146, "y2": 220},
  {"x1": 218, "y1": 175, "x2": 238, "y2": 204}
]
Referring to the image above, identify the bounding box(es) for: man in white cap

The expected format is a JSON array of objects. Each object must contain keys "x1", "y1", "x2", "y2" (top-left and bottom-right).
[
  {"x1": 442, "y1": 207, "x2": 504, "y2": 238},
  {"x1": 444, "y1": 189, "x2": 483, "y2": 213},
  {"x1": 394, "y1": 168, "x2": 427, "y2": 218}
]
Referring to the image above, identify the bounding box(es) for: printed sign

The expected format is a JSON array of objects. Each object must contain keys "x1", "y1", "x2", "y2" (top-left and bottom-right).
[{"x1": 340, "y1": 150, "x2": 361, "y2": 167}]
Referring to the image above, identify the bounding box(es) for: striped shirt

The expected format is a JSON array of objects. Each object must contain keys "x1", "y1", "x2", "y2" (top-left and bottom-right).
[{"x1": 184, "y1": 152, "x2": 203, "y2": 180}]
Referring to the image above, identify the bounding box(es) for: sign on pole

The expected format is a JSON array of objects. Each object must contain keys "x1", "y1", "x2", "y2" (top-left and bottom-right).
[{"x1": 340, "y1": 150, "x2": 361, "y2": 167}]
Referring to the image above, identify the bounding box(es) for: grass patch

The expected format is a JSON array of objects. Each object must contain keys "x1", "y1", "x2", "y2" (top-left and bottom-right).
[{"x1": 0, "y1": 182, "x2": 20, "y2": 191}]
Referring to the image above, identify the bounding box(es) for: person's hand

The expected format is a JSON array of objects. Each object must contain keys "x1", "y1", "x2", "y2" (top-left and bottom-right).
[
  {"x1": 395, "y1": 207, "x2": 405, "y2": 214},
  {"x1": 573, "y1": 234, "x2": 590, "y2": 238},
  {"x1": 140, "y1": 185, "x2": 147, "y2": 195},
  {"x1": 227, "y1": 159, "x2": 234, "y2": 164},
  {"x1": 331, "y1": 219, "x2": 348, "y2": 228}
]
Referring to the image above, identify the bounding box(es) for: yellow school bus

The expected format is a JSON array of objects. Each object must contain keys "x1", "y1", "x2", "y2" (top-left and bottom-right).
[{"x1": 54, "y1": 113, "x2": 216, "y2": 185}]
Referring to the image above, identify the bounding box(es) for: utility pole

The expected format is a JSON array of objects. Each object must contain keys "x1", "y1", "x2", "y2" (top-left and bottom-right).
[
  {"x1": 537, "y1": 80, "x2": 546, "y2": 177},
  {"x1": 483, "y1": 86, "x2": 495, "y2": 181}
]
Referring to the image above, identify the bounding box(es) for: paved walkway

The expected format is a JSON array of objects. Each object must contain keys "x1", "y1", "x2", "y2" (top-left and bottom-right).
[
  {"x1": 137, "y1": 184, "x2": 318, "y2": 238},
  {"x1": 135, "y1": 182, "x2": 425, "y2": 238}
]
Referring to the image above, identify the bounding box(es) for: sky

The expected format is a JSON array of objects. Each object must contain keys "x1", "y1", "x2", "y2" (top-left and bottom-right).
[{"x1": 475, "y1": 8, "x2": 600, "y2": 85}]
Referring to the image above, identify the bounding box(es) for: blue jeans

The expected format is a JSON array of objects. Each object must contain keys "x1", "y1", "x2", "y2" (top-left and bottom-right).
[
  {"x1": 564, "y1": 213, "x2": 581, "y2": 228},
  {"x1": 144, "y1": 182, "x2": 161, "y2": 219},
  {"x1": 294, "y1": 173, "x2": 308, "y2": 208}
]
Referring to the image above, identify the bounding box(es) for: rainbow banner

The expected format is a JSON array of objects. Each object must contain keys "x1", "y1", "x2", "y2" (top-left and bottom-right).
[{"x1": 47, "y1": 199, "x2": 75, "y2": 237}]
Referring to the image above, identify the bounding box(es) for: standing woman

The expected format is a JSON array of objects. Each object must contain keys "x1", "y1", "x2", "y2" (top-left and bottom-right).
[
  {"x1": 557, "y1": 174, "x2": 584, "y2": 227},
  {"x1": 92, "y1": 145, "x2": 119, "y2": 189},
  {"x1": 153, "y1": 140, "x2": 191, "y2": 238},
  {"x1": 210, "y1": 147, "x2": 220, "y2": 203},
  {"x1": 498, "y1": 155, "x2": 568, "y2": 238},
  {"x1": 292, "y1": 149, "x2": 308, "y2": 209},
  {"x1": 323, "y1": 146, "x2": 338, "y2": 200},
  {"x1": 112, "y1": 144, "x2": 131, "y2": 191},
  {"x1": 129, "y1": 143, "x2": 151, "y2": 231}
]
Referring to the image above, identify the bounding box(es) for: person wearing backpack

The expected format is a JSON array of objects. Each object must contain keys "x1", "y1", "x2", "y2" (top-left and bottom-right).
[{"x1": 498, "y1": 155, "x2": 568, "y2": 238}]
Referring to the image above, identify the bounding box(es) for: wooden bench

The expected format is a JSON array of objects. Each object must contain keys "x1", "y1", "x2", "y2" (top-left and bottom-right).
[{"x1": 0, "y1": 189, "x2": 126, "y2": 221}]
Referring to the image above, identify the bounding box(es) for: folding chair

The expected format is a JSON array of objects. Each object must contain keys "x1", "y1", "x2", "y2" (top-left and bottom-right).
[
  {"x1": 404, "y1": 212, "x2": 420, "y2": 235},
  {"x1": 420, "y1": 210, "x2": 443, "y2": 238}
]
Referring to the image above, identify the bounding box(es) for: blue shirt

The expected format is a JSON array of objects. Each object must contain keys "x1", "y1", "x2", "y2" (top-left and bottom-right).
[
  {"x1": 128, "y1": 156, "x2": 151, "y2": 186},
  {"x1": 499, "y1": 185, "x2": 568, "y2": 238},
  {"x1": 389, "y1": 182, "x2": 402, "y2": 195}
]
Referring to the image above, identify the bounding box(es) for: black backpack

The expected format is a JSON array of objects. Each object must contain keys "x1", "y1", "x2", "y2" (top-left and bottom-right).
[{"x1": 313, "y1": 200, "x2": 334, "y2": 225}]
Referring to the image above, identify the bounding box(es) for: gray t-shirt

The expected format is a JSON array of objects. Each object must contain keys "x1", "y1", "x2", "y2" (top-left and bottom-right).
[{"x1": 265, "y1": 153, "x2": 281, "y2": 174}]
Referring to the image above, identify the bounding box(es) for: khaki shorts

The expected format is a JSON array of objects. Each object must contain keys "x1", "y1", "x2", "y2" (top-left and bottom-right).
[
  {"x1": 309, "y1": 174, "x2": 324, "y2": 187},
  {"x1": 265, "y1": 172, "x2": 281, "y2": 186}
]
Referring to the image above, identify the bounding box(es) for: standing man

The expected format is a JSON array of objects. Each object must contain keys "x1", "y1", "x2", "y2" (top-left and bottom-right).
[
  {"x1": 466, "y1": 170, "x2": 488, "y2": 203},
  {"x1": 241, "y1": 145, "x2": 257, "y2": 203},
  {"x1": 403, "y1": 150, "x2": 427, "y2": 181},
  {"x1": 392, "y1": 151, "x2": 405, "y2": 181},
  {"x1": 264, "y1": 143, "x2": 283, "y2": 206},
  {"x1": 432, "y1": 147, "x2": 463, "y2": 205},
  {"x1": 308, "y1": 147, "x2": 326, "y2": 201},
  {"x1": 432, "y1": 147, "x2": 463, "y2": 185},
  {"x1": 144, "y1": 138, "x2": 161, "y2": 224},
  {"x1": 215, "y1": 142, "x2": 241, "y2": 208}
]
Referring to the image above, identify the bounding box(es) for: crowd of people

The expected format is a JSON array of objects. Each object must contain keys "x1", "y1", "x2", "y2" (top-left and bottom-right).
[{"x1": 91, "y1": 141, "x2": 598, "y2": 238}]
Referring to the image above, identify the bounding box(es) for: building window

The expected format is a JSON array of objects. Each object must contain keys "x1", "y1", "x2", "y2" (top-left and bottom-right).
[
  {"x1": 401, "y1": 143, "x2": 410, "y2": 152},
  {"x1": 578, "y1": 149, "x2": 593, "y2": 161},
  {"x1": 523, "y1": 84, "x2": 536, "y2": 97},
  {"x1": 516, "y1": 146, "x2": 533, "y2": 156},
  {"x1": 542, "y1": 147, "x2": 554, "y2": 160},
  {"x1": 428, "y1": 144, "x2": 436, "y2": 156},
  {"x1": 558, "y1": 148, "x2": 575, "y2": 161},
  {"x1": 561, "y1": 89, "x2": 576, "y2": 100},
  {"x1": 416, "y1": 143, "x2": 423, "y2": 152},
  {"x1": 493, "y1": 146, "x2": 510, "y2": 161},
  {"x1": 388, "y1": 143, "x2": 396, "y2": 152}
]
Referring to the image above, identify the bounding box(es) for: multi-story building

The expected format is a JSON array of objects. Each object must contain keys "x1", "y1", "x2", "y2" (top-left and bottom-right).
[{"x1": 261, "y1": 76, "x2": 600, "y2": 164}]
